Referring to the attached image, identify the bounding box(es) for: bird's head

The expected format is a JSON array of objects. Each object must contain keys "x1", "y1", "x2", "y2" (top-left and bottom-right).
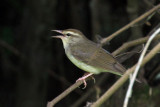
[{"x1": 52, "y1": 29, "x2": 86, "y2": 47}]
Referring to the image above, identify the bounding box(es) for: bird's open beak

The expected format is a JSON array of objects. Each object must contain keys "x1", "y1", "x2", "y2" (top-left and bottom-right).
[
  {"x1": 51, "y1": 35, "x2": 63, "y2": 39},
  {"x1": 51, "y1": 30, "x2": 64, "y2": 39},
  {"x1": 52, "y1": 30, "x2": 63, "y2": 34}
]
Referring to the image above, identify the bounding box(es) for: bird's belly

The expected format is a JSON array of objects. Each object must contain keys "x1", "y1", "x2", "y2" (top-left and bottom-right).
[{"x1": 66, "y1": 53, "x2": 100, "y2": 74}]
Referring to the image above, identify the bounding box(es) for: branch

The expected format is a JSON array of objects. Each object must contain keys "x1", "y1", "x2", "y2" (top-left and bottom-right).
[
  {"x1": 100, "y1": 4, "x2": 160, "y2": 45},
  {"x1": 47, "y1": 78, "x2": 90, "y2": 107},
  {"x1": 0, "y1": 40, "x2": 21, "y2": 56},
  {"x1": 112, "y1": 34, "x2": 160, "y2": 56},
  {"x1": 47, "y1": 70, "x2": 83, "y2": 95},
  {"x1": 123, "y1": 26, "x2": 160, "y2": 107},
  {"x1": 91, "y1": 42, "x2": 160, "y2": 107},
  {"x1": 71, "y1": 75, "x2": 108, "y2": 107}
]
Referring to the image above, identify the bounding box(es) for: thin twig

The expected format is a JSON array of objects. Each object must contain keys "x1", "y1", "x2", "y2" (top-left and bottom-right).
[
  {"x1": 148, "y1": 64, "x2": 160, "y2": 82},
  {"x1": 114, "y1": 46, "x2": 144, "y2": 58},
  {"x1": 47, "y1": 80, "x2": 85, "y2": 107},
  {"x1": 48, "y1": 70, "x2": 72, "y2": 86},
  {"x1": 123, "y1": 26, "x2": 160, "y2": 107},
  {"x1": 117, "y1": 45, "x2": 143, "y2": 64},
  {"x1": 48, "y1": 70, "x2": 83, "y2": 95},
  {"x1": 91, "y1": 42, "x2": 160, "y2": 107},
  {"x1": 112, "y1": 34, "x2": 160, "y2": 56},
  {"x1": 100, "y1": 4, "x2": 160, "y2": 45},
  {"x1": 0, "y1": 40, "x2": 21, "y2": 56}
]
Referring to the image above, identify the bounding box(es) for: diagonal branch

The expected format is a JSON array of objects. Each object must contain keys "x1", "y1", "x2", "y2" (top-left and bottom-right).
[
  {"x1": 47, "y1": 78, "x2": 90, "y2": 107},
  {"x1": 123, "y1": 26, "x2": 160, "y2": 107},
  {"x1": 71, "y1": 74, "x2": 108, "y2": 107},
  {"x1": 0, "y1": 40, "x2": 21, "y2": 56},
  {"x1": 112, "y1": 34, "x2": 160, "y2": 56},
  {"x1": 100, "y1": 4, "x2": 160, "y2": 45},
  {"x1": 91, "y1": 42, "x2": 160, "y2": 107}
]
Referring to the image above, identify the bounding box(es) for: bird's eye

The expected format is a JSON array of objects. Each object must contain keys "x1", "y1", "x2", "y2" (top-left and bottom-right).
[{"x1": 66, "y1": 33, "x2": 72, "y2": 36}]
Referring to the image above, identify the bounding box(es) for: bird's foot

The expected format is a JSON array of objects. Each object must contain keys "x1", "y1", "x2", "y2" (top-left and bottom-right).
[{"x1": 76, "y1": 73, "x2": 93, "y2": 89}]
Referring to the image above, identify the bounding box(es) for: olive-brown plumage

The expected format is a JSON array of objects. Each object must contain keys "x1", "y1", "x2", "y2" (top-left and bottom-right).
[{"x1": 52, "y1": 29, "x2": 126, "y2": 76}]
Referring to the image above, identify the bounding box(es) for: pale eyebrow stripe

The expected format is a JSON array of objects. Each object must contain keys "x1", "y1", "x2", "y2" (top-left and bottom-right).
[{"x1": 65, "y1": 31, "x2": 79, "y2": 36}]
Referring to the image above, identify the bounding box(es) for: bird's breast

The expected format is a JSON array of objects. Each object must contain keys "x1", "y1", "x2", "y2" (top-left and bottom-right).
[{"x1": 65, "y1": 50, "x2": 100, "y2": 74}]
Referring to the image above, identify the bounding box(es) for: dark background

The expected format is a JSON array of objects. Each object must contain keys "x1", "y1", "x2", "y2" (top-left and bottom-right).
[{"x1": 0, "y1": 0, "x2": 160, "y2": 107}]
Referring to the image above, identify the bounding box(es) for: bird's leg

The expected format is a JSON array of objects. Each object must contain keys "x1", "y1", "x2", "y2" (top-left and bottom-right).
[{"x1": 76, "y1": 73, "x2": 94, "y2": 89}]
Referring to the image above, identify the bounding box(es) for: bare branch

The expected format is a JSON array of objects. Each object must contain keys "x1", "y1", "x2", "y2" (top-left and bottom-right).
[
  {"x1": 47, "y1": 78, "x2": 90, "y2": 107},
  {"x1": 100, "y1": 4, "x2": 160, "y2": 45},
  {"x1": 71, "y1": 75, "x2": 108, "y2": 107},
  {"x1": 112, "y1": 34, "x2": 160, "y2": 56},
  {"x1": 123, "y1": 26, "x2": 160, "y2": 107},
  {"x1": 0, "y1": 40, "x2": 21, "y2": 56},
  {"x1": 91, "y1": 42, "x2": 160, "y2": 107}
]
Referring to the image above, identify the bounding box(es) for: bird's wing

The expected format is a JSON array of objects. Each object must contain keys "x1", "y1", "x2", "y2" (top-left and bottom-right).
[
  {"x1": 71, "y1": 42, "x2": 126, "y2": 75},
  {"x1": 88, "y1": 48, "x2": 125, "y2": 75}
]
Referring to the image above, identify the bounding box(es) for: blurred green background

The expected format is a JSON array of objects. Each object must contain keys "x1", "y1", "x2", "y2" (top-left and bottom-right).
[{"x1": 0, "y1": 0, "x2": 160, "y2": 107}]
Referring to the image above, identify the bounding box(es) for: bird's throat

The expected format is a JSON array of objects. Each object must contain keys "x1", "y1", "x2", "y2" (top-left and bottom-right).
[{"x1": 61, "y1": 38, "x2": 69, "y2": 49}]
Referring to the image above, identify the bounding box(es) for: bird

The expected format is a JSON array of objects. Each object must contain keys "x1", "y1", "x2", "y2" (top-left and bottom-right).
[{"x1": 52, "y1": 29, "x2": 126, "y2": 88}]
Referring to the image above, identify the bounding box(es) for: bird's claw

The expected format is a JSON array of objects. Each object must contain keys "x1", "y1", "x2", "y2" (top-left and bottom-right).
[
  {"x1": 76, "y1": 77, "x2": 87, "y2": 89},
  {"x1": 76, "y1": 73, "x2": 94, "y2": 89}
]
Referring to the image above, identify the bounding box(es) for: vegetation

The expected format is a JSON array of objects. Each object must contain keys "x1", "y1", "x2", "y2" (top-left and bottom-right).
[{"x1": 0, "y1": 0, "x2": 160, "y2": 107}]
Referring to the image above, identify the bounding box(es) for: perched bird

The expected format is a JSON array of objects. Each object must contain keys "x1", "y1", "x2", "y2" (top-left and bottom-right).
[{"x1": 52, "y1": 29, "x2": 126, "y2": 88}]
